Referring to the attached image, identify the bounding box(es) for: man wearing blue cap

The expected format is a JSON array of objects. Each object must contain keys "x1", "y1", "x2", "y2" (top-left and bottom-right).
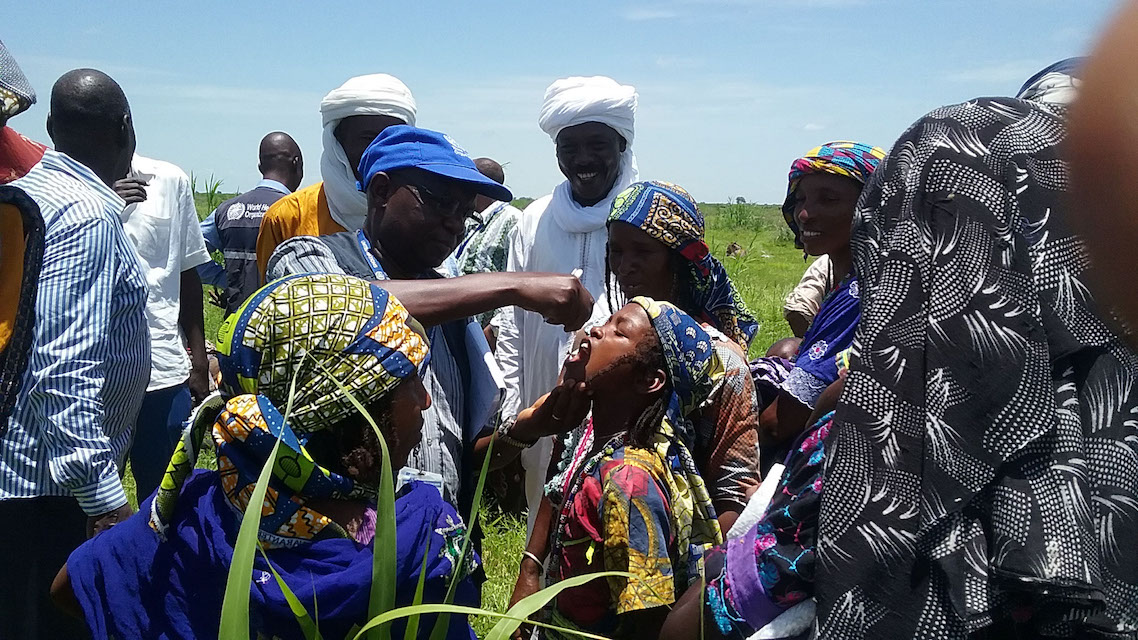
[{"x1": 267, "y1": 125, "x2": 593, "y2": 515}]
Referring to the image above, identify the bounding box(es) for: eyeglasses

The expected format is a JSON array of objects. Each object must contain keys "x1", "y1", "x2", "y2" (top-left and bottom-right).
[{"x1": 398, "y1": 182, "x2": 481, "y2": 224}]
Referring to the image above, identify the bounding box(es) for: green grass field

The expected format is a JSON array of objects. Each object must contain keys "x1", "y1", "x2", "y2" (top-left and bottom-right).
[{"x1": 166, "y1": 194, "x2": 804, "y2": 636}]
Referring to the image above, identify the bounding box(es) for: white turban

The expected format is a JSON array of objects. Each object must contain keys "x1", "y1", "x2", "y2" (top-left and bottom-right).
[
  {"x1": 538, "y1": 76, "x2": 636, "y2": 144},
  {"x1": 538, "y1": 76, "x2": 639, "y2": 234},
  {"x1": 319, "y1": 74, "x2": 417, "y2": 231}
]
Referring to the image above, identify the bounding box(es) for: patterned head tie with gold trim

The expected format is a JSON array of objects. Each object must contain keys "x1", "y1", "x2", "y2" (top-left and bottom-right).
[{"x1": 217, "y1": 272, "x2": 429, "y2": 434}]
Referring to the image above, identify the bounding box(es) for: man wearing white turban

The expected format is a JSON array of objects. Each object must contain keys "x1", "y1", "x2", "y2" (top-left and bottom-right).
[
  {"x1": 496, "y1": 76, "x2": 639, "y2": 533},
  {"x1": 255, "y1": 73, "x2": 416, "y2": 279}
]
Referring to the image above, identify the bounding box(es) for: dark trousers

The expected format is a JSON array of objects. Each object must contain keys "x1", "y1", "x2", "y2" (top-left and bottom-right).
[
  {"x1": 129, "y1": 382, "x2": 192, "y2": 504},
  {"x1": 0, "y1": 496, "x2": 90, "y2": 639}
]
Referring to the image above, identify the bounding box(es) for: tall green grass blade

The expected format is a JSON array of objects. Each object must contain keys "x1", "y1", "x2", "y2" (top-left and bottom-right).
[
  {"x1": 313, "y1": 575, "x2": 321, "y2": 636},
  {"x1": 402, "y1": 537, "x2": 433, "y2": 640},
  {"x1": 257, "y1": 546, "x2": 322, "y2": 640},
  {"x1": 218, "y1": 357, "x2": 302, "y2": 639},
  {"x1": 353, "y1": 572, "x2": 632, "y2": 640},
  {"x1": 218, "y1": 429, "x2": 284, "y2": 639},
  {"x1": 428, "y1": 432, "x2": 496, "y2": 640},
  {"x1": 484, "y1": 571, "x2": 634, "y2": 640},
  {"x1": 354, "y1": 604, "x2": 615, "y2": 640},
  {"x1": 311, "y1": 358, "x2": 396, "y2": 640}
]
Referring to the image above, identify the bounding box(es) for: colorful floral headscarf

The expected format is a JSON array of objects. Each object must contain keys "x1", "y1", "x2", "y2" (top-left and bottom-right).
[
  {"x1": 150, "y1": 274, "x2": 430, "y2": 547},
  {"x1": 631, "y1": 296, "x2": 725, "y2": 439},
  {"x1": 609, "y1": 181, "x2": 758, "y2": 349},
  {"x1": 781, "y1": 141, "x2": 886, "y2": 248}
]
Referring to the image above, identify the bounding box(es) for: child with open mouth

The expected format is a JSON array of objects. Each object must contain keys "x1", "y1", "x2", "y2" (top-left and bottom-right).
[{"x1": 500, "y1": 298, "x2": 724, "y2": 640}]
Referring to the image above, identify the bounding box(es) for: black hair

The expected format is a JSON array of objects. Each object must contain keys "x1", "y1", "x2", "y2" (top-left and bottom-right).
[
  {"x1": 49, "y1": 69, "x2": 129, "y2": 137},
  {"x1": 624, "y1": 329, "x2": 672, "y2": 449},
  {"x1": 303, "y1": 395, "x2": 395, "y2": 488}
]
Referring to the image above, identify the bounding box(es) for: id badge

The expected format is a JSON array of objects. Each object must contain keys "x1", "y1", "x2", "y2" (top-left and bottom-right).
[{"x1": 397, "y1": 467, "x2": 445, "y2": 493}]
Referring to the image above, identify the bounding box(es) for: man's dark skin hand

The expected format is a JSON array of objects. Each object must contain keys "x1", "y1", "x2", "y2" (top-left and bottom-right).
[
  {"x1": 374, "y1": 272, "x2": 594, "y2": 331},
  {"x1": 86, "y1": 502, "x2": 134, "y2": 538},
  {"x1": 112, "y1": 176, "x2": 148, "y2": 204},
  {"x1": 207, "y1": 287, "x2": 227, "y2": 309}
]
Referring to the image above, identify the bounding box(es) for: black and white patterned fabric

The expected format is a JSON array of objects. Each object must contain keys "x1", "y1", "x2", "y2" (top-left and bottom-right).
[
  {"x1": 0, "y1": 40, "x2": 35, "y2": 118},
  {"x1": 816, "y1": 97, "x2": 1138, "y2": 639}
]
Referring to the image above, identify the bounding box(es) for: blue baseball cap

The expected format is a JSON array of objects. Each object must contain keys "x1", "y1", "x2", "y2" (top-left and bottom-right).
[{"x1": 356, "y1": 125, "x2": 513, "y2": 203}]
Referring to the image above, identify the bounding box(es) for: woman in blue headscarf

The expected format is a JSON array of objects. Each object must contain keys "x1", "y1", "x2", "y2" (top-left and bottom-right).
[
  {"x1": 604, "y1": 181, "x2": 757, "y2": 349},
  {"x1": 52, "y1": 274, "x2": 480, "y2": 640},
  {"x1": 602, "y1": 181, "x2": 761, "y2": 523}
]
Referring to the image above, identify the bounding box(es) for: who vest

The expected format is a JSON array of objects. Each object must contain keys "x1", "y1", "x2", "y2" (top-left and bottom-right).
[{"x1": 215, "y1": 186, "x2": 286, "y2": 315}]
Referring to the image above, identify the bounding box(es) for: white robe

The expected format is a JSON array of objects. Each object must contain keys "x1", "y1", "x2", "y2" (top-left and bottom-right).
[{"x1": 503, "y1": 75, "x2": 640, "y2": 533}]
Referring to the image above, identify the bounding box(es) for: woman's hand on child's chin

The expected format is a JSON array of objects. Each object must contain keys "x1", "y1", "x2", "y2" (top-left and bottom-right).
[{"x1": 513, "y1": 380, "x2": 593, "y2": 441}]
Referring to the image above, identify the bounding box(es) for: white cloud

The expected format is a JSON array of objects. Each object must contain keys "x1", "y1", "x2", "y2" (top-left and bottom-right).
[
  {"x1": 803, "y1": 122, "x2": 825, "y2": 131},
  {"x1": 679, "y1": 0, "x2": 867, "y2": 7},
  {"x1": 18, "y1": 54, "x2": 173, "y2": 80},
  {"x1": 621, "y1": 0, "x2": 866, "y2": 22},
  {"x1": 1050, "y1": 25, "x2": 1096, "y2": 50},
  {"x1": 128, "y1": 82, "x2": 322, "y2": 118}
]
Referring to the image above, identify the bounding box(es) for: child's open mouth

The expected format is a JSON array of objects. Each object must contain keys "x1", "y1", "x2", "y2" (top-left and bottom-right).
[
  {"x1": 563, "y1": 337, "x2": 591, "y2": 382},
  {"x1": 567, "y1": 338, "x2": 591, "y2": 364}
]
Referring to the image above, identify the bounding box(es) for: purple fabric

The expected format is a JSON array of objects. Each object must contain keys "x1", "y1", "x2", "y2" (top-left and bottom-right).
[
  {"x1": 726, "y1": 527, "x2": 784, "y2": 631},
  {"x1": 357, "y1": 505, "x2": 377, "y2": 545},
  {"x1": 705, "y1": 413, "x2": 831, "y2": 639},
  {"x1": 749, "y1": 356, "x2": 793, "y2": 410}
]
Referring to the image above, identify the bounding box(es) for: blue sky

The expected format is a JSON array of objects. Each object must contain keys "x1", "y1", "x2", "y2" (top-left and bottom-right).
[{"x1": 6, "y1": 0, "x2": 1121, "y2": 203}]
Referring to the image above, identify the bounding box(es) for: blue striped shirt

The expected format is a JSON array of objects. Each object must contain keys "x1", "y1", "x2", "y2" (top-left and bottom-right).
[{"x1": 1, "y1": 150, "x2": 150, "y2": 515}]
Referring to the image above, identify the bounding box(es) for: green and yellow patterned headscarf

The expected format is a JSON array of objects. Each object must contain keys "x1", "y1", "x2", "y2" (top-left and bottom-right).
[
  {"x1": 216, "y1": 272, "x2": 429, "y2": 432},
  {"x1": 150, "y1": 274, "x2": 430, "y2": 547}
]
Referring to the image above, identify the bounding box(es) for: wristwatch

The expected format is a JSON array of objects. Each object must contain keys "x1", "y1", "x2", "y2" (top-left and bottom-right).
[{"x1": 496, "y1": 417, "x2": 536, "y2": 449}]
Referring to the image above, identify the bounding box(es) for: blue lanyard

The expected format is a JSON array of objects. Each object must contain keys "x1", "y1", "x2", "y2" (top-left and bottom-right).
[
  {"x1": 355, "y1": 230, "x2": 389, "y2": 281},
  {"x1": 357, "y1": 229, "x2": 437, "y2": 378}
]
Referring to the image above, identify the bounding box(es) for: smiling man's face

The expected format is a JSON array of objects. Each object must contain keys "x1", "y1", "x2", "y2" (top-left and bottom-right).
[{"x1": 555, "y1": 122, "x2": 626, "y2": 206}]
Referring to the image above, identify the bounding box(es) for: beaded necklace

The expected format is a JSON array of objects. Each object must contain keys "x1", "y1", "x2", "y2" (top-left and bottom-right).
[{"x1": 547, "y1": 428, "x2": 626, "y2": 585}]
